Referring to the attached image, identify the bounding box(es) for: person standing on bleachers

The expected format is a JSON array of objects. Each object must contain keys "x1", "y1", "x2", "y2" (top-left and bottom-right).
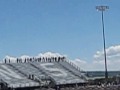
[
  {"x1": 58, "y1": 57, "x2": 60, "y2": 62},
  {"x1": 17, "y1": 58, "x2": 18, "y2": 63},
  {"x1": 9, "y1": 59, "x2": 10, "y2": 63},
  {"x1": 4, "y1": 59, "x2": 7, "y2": 63}
]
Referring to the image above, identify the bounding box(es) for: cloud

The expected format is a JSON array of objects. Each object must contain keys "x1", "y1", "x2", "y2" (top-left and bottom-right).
[
  {"x1": 93, "y1": 45, "x2": 120, "y2": 71},
  {"x1": 37, "y1": 52, "x2": 66, "y2": 58},
  {"x1": 71, "y1": 45, "x2": 120, "y2": 71},
  {"x1": 4, "y1": 55, "x2": 17, "y2": 63},
  {"x1": 71, "y1": 58, "x2": 87, "y2": 70},
  {"x1": 2, "y1": 45, "x2": 120, "y2": 71},
  {"x1": 71, "y1": 59, "x2": 99, "y2": 71},
  {"x1": 20, "y1": 55, "x2": 31, "y2": 60},
  {"x1": 94, "y1": 45, "x2": 120, "y2": 60}
]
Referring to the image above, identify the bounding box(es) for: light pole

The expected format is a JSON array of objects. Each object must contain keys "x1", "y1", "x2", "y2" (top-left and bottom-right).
[{"x1": 96, "y1": 6, "x2": 109, "y2": 84}]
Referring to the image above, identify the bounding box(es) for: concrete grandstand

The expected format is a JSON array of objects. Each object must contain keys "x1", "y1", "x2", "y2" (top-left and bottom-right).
[{"x1": 0, "y1": 56, "x2": 87, "y2": 90}]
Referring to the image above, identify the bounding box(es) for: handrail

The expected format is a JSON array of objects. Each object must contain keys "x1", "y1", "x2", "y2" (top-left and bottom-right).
[
  {"x1": 65, "y1": 59, "x2": 85, "y2": 73},
  {"x1": 64, "y1": 59, "x2": 88, "y2": 80},
  {"x1": 58, "y1": 62, "x2": 83, "y2": 79}
]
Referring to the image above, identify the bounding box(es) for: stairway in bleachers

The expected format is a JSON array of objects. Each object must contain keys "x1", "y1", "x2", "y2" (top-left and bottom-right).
[
  {"x1": 0, "y1": 64, "x2": 40, "y2": 88},
  {"x1": 30, "y1": 62, "x2": 57, "y2": 85},
  {"x1": 6, "y1": 63, "x2": 28, "y2": 77},
  {"x1": 10, "y1": 63, "x2": 45, "y2": 78},
  {"x1": 9, "y1": 63, "x2": 51, "y2": 86},
  {"x1": 31, "y1": 62, "x2": 86, "y2": 85},
  {"x1": 59, "y1": 61, "x2": 87, "y2": 80}
]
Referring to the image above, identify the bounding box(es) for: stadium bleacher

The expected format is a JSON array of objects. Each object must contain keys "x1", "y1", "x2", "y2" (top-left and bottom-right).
[
  {"x1": 0, "y1": 56, "x2": 87, "y2": 90},
  {"x1": 31, "y1": 62, "x2": 85, "y2": 85}
]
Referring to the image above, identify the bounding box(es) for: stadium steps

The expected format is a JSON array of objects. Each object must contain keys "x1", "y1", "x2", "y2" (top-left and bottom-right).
[
  {"x1": 9, "y1": 63, "x2": 45, "y2": 77},
  {"x1": 32, "y1": 62, "x2": 85, "y2": 85},
  {"x1": 8, "y1": 63, "x2": 54, "y2": 87},
  {"x1": 29, "y1": 74, "x2": 51, "y2": 87},
  {"x1": 0, "y1": 64, "x2": 26, "y2": 79},
  {"x1": 30, "y1": 62, "x2": 56, "y2": 86},
  {"x1": 30, "y1": 62, "x2": 79, "y2": 85},
  {"x1": 6, "y1": 64, "x2": 28, "y2": 77},
  {"x1": 30, "y1": 62, "x2": 62, "y2": 85},
  {"x1": 0, "y1": 64, "x2": 40, "y2": 88},
  {"x1": 9, "y1": 63, "x2": 51, "y2": 86},
  {"x1": 58, "y1": 62, "x2": 83, "y2": 79},
  {"x1": 60, "y1": 60, "x2": 88, "y2": 80},
  {"x1": 53, "y1": 62, "x2": 85, "y2": 84}
]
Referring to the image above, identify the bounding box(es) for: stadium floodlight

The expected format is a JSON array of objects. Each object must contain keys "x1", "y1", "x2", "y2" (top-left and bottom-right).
[{"x1": 96, "y1": 5, "x2": 109, "y2": 85}]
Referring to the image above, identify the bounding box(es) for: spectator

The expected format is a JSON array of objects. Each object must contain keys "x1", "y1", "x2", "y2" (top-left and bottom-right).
[
  {"x1": 9, "y1": 59, "x2": 10, "y2": 63},
  {"x1": 4, "y1": 59, "x2": 7, "y2": 63}
]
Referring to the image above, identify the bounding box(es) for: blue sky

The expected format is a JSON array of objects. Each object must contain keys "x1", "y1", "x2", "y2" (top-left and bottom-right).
[{"x1": 0, "y1": 0, "x2": 120, "y2": 64}]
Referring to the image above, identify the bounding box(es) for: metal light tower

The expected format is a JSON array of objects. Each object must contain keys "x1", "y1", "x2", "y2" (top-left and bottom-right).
[{"x1": 96, "y1": 6, "x2": 109, "y2": 84}]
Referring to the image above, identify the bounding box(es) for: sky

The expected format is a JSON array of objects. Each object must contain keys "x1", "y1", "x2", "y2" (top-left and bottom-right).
[{"x1": 0, "y1": 0, "x2": 120, "y2": 71}]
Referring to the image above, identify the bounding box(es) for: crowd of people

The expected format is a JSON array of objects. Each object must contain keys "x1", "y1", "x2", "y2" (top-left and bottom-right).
[{"x1": 4, "y1": 56, "x2": 66, "y2": 63}]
